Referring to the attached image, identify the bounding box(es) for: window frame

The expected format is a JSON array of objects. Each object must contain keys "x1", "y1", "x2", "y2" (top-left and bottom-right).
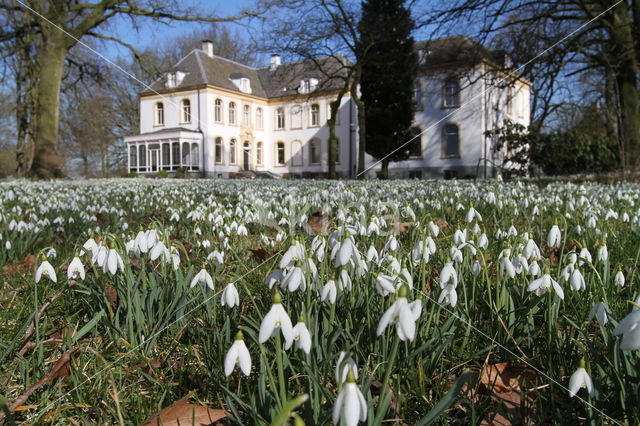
[
  {"x1": 309, "y1": 138, "x2": 321, "y2": 165},
  {"x1": 441, "y1": 123, "x2": 461, "y2": 159},
  {"x1": 180, "y1": 98, "x2": 192, "y2": 124},
  {"x1": 215, "y1": 137, "x2": 224, "y2": 164},
  {"x1": 442, "y1": 77, "x2": 460, "y2": 108},
  {"x1": 275, "y1": 141, "x2": 286, "y2": 166},
  {"x1": 243, "y1": 104, "x2": 251, "y2": 126},
  {"x1": 310, "y1": 104, "x2": 320, "y2": 127},
  {"x1": 214, "y1": 99, "x2": 223, "y2": 123},
  {"x1": 229, "y1": 101, "x2": 237, "y2": 125},
  {"x1": 154, "y1": 102, "x2": 165, "y2": 126},
  {"x1": 256, "y1": 141, "x2": 264, "y2": 165},
  {"x1": 229, "y1": 138, "x2": 238, "y2": 164},
  {"x1": 256, "y1": 107, "x2": 264, "y2": 129},
  {"x1": 407, "y1": 126, "x2": 423, "y2": 158},
  {"x1": 276, "y1": 107, "x2": 286, "y2": 130}
]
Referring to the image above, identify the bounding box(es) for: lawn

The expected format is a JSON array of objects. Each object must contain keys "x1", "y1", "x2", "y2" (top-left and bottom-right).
[{"x1": 1, "y1": 178, "x2": 639, "y2": 425}]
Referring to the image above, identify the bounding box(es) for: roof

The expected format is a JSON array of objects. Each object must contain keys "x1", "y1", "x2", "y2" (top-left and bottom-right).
[
  {"x1": 415, "y1": 35, "x2": 508, "y2": 73},
  {"x1": 142, "y1": 49, "x2": 350, "y2": 99}
]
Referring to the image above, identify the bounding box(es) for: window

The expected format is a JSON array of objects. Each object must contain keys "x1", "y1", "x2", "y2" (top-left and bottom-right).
[
  {"x1": 214, "y1": 99, "x2": 222, "y2": 123},
  {"x1": 507, "y1": 87, "x2": 513, "y2": 114},
  {"x1": 230, "y1": 139, "x2": 237, "y2": 164},
  {"x1": 443, "y1": 77, "x2": 460, "y2": 107},
  {"x1": 406, "y1": 127, "x2": 422, "y2": 157},
  {"x1": 256, "y1": 107, "x2": 263, "y2": 129},
  {"x1": 229, "y1": 102, "x2": 236, "y2": 124},
  {"x1": 276, "y1": 141, "x2": 285, "y2": 165},
  {"x1": 291, "y1": 105, "x2": 302, "y2": 129},
  {"x1": 182, "y1": 142, "x2": 190, "y2": 165},
  {"x1": 181, "y1": 99, "x2": 191, "y2": 123},
  {"x1": 215, "y1": 137, "x2": 224, "y2": 164},
  {"x1": 292, "y1": 140, "x2": 303, "y2": 166},
  {"x1": 172, "y1": 142, "x2": 180, "y2": 166},
  {"x1": 257, "y1": 141, "x2": 263, "y2": 165},
  {"x1": 138, "y1": 145, "x2": 147, "y2": 168},
  {"x1": 299, "y1": 78, "x2": 318, "y2": 94},
  {"x1": 240, "y1": 78, "x2": 251, "y2": 93},
  {"x1": 310, "y1": 104, "x2": 320, "y2": 127},
  {"x1": 129, "y1": 146, "x2": 137, "y2": 169},
  {"x1": 327, "y1": 100, "x2": 340, "y2": 124},
  {"x1": 414, "y1": 81, "x2": 424, "y2": 111},
  {"x1": 191, "y1": 143, "x2": 199, "y2": 169},
  {"x1": 310, "y1": 139, "x2": 321, "y2": 164},
  {"x1": 243, "y1": 105, "x2": 250, "y2": 126},
  {"x1": 276, "y1": 107, "x2": 285, "y2": 129},
  {"x1": 442, "y1": 123, "x2": 460, "y2": 158},
  {"x1": 154, "y1": 102, "x2": 164, "y2": 126},
  {"x1": 162, "y1": 143, "x2": 170, "y2": 169}
]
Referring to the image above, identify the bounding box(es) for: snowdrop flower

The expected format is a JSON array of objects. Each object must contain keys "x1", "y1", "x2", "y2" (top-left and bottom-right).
[
  {"x1": 280, "y1": 240, "x2": 305, "y2": 269},
  {"x1": 207, "y1": 250, "x2": 224, "y2": 267},
  {"x1": 258, "y1": 291, "x2": 294, "y2": 346},
  {"x1": 440, "y1": 262, "x2": 458, "y2": 288},
  {"x1": 428, "y1": 220, "x2": 440, "y2": 237},
  {"x1": 332, "y1": 368, "x2": 367, "y2": 426},
  {"x1": 438, "y1": 284, "x2": 458, "y2": 307},
  {"x1": 523, "y1": 239, "x2": 541, "y2": 260},
  {"x1": 614, "y1": 270, "x2": 625, "y2": 287},
  {"x1": 103, "y1": 248, "x2": 124, "y2": 275},
  {"x1": 597, "y1": 245, "x2": 608, "y2": 262},
  {"x1": 547, "y1": 225, "x2": 561, "y2": 248},
  {"x1": 286, "y1": 320, "x2": 311, "y2": 354},
  {"x1": 472, "y1": 260, "x2": 482, "y2": 276},
  {"x1": 221, "y1": 283, "x2": 240, "y2": 308},
  {"x1": 336, "y1": 352, "x2": 358, "y2": 384},
  {"x1": 376, "y1": 286, "x2": 418, "y2": 341},
  {"x1": 465, "y1": 206, "x2": 482, "y2": 223},
  {"x1": 67, "y1": 257, "x2": 85, "y2": 280},
  {"x1": 570, "y1": 269, "x2": 586, "y2": 291},
  {"x1": 613, "y1": 309, "x2": 640, "y2": 350},
  {"x1": 578, "y1": 248, "x2": 592, "y2": 266},
  {"x1": 190, "y1": 268, "x2": 214, "y2": 290},
  {"x1": 374, "y1": 273, "x2": 397, "y2": 296},
  {"x1": 568, "y1": 361, "x2": 594, "y2": 397},
  {"x1": 46, "y1": 248, "x2": 57, "y2": 259},
  {"x1": 35, "y1": 259, "x2": 57, "y2": 283},
  {"x1": 499, "y1": 256, "x2": 516, "y2": 279},
  {"x1": 224, "y1": 331, "x2": 251, "y2": 376},
  {"x1": 588, "y1": 302, "x2": 608, "y2": 326},
  {"x1": 527, "y1": 274, "x2": 564, "y2": 300},
  {"x1": 281, "y1": 264, "x2": 306, "y2": 292},
  {"x1": 322, "y1": 280, "x2": 337, "y2": 304},
  {"x1": 528, "y1": 260, "x2": 541, "y2": 276}
]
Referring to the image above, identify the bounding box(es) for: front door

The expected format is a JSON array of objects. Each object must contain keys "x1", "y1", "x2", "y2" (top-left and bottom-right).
[
  {"x1": 150, "y1": 149, "x2": 160, "y2": 172},
  {"x1": 243, "y1": 142, "x2": 250, "y2": 170}
]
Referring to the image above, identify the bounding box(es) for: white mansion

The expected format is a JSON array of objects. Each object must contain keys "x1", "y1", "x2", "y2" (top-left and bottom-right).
[{"x1": 124, "y1": 36, "x2": 530, "y2": 179}]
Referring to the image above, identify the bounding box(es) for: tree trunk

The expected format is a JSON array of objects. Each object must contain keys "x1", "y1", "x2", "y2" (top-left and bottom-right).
[
  {"x1": 14, "y1": 38, "x2": 38, "y2": 176},
  {"x1": 380, "y1": 158, "x2": 389, "y2": 179},
  {"x1": 351, "y1": 68, "x2": 366, "y2": 179},
  {"x1": 30, "y1": 32, "x2": 67, "y2": 179},
  {"x1": 327, "y1": 92, "x2": 344, "y2": 179}
]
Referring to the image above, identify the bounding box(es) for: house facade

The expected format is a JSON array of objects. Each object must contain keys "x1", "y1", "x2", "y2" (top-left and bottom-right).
[{"x1": 124, "y1": 36, "x2": 530, "y2": 179}]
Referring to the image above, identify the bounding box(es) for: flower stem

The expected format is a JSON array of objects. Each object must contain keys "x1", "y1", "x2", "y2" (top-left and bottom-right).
[
  {"x1": 275, "y1": 332, "x2": 287, "y2": 406},
  {"x1": 375, "y1": 336, "x2": 400, "y2": 421}
]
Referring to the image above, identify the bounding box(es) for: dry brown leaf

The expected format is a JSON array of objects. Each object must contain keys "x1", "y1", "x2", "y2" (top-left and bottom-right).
[
  {"x1": 3, "y1": 254, "x2": 36, "y2": 278},
  {"x1": 479, "y1": 362, "x2": 521, "y2": 393},
  {"x1": 141, "y1": 391, "x2": 227, "y2": 426},
  {"x1": 248, "y1": 248, "x2": 269, "y2": 261},
  {"x1": 105, "y1": 285, "x2": 119, "y2": 311},
  {"x1": 308, "y1": 208, "x2": 330, "y2": 233}
]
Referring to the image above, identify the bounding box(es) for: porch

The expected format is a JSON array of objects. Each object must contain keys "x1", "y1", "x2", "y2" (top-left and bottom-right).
[{"x1": 124, "y1": 128, "x2": 203, "y2": 174}]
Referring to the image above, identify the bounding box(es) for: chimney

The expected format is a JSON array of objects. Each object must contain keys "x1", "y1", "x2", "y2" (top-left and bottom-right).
[
  {"x1": 202, "y1": 40, "x2": 214, "y2": 57},
  {"x1": 270, "y1": 54, "x2": 281, "y2": 71}
]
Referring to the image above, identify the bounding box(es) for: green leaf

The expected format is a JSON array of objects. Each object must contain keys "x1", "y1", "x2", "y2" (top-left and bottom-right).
[
  {"x1": 414, "y1": 370, "x2": 471, "y2": 426},
  {"x1": 270, "y1": 394, "x2": 308, "y2": 426},
  {"x1": 72, "y1": 309, "x2": 105, "y2": 343}
]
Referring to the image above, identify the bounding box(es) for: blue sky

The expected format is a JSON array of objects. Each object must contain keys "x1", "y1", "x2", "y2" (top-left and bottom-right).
[{"x1": 100, "y1": 0, "x2": 257, "y2": 61}]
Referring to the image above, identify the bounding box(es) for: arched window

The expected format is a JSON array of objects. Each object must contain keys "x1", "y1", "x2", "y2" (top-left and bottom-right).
[
  {"x1": 309, "y1": 139, "x2": 321, "y2": 164},
  {"x1": 292, "y1": 140, "x2": 303, "y2": 166},
  {"x1": 214, "y1": 99, "x2": 222, "y2": 123},
  {"x1": 154, "y1": 102, "x2": 164, "y2": 126},
  {"x1": 182, "y1": 142, "x2": 190, "y2": 165},
  {"x1": 276, "y1": 142, "x2": 285, "y2": 165},
  {"x1": 229, "y1": 102, "x2": 236, "y2": 124},
  {"x1": 230, "y1": 139, "x2": 237, "y2": 164},
  {"x1": 290, "y1": 105, "x2": 302, "y2": 129},
  {"x1": 407, "y1": 127, "x2": 422, "y2": 158},
  {"x1": 276, "y1": 107, "x2": 285, "y2": 129},
  {"x1": 138, "y1": 145, "x2": 147, "y2": 169},
  {"x1": 129, "y1": 145, "x2": 137, "y2": 170},
  {"x1": 215, "y1": 137, "x2": 223, "y2": 164},
  {"x1": 257, "y1": 141, "x2": 263, "y2": 165},
  {"x1": 243, "y1": 105, "x2": 250, "y2": 126},
  {"x1": 310, "y1": 104, "x2": 320, "y2": 127},
  {"x1": 172, "y1": 142, "x2": 180, "y2": 166},
  {"x1": 442, "y1": 123, "x2": 460, "y2": 158},
  {"x1": 443, "y1": 77, "x2": 460, "y2": 107},
  {"x1": 191, "y1": 143, "x2": 199, "y2": 170},
  {"x1": 256, "y1": 108, "x2": 263, "y2": 129},
  {"x1": 181, "y1": 99, "x2": 191, "y2": 123}
]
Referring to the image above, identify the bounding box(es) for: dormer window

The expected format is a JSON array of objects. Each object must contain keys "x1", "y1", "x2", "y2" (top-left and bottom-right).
[
  {"x1": 230, "y1": 73, "x2": 252, "y2": 94},
  {"x1": 299, "y1": 78, "x2": 318, "y2": 94},
  {"x1": 165, "y1": 71, "x2": 186, "y2": 89}
]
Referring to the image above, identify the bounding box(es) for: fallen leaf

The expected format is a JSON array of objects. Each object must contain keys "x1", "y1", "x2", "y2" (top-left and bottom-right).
[
  {"x1": 105, "y1": 285, "x2": 119, "y2": 311},
  {"x1": 141, "y1": 391, "x2": 227, "y2": 426},
  {"x1": 479, "y1": 362, "x2": 520, "y2": 393},
  {"x1": 248, "y1": 248, "x2": 269, "y2": 261},
  {"x1": 308, "y1": 208, "x2": 330, "y2": 233},
  {"x1": 13, "y1": 405, "x2": 38, "y2": 412},
  {"x1": 3, "y1": 254, "x2": 36, "y2": 278}
]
